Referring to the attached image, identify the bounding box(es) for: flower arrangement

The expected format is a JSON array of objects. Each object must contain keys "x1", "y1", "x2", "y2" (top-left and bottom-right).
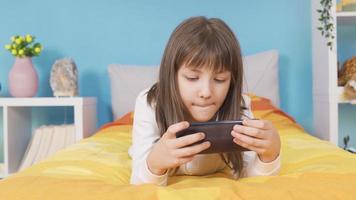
[{"x1": 4, "y1": 34, "x2": 43, "y2": 57}]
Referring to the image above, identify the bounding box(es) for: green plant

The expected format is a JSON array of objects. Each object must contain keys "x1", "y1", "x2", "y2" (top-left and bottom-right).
[
  {"x1": 4, "y1": 34, "x2": 43, "y2": 57},
  {"x1": 317, "y1": 0, "x2": 335, "y2": 50}
]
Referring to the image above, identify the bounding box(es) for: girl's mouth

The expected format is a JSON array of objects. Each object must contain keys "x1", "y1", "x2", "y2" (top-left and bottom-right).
[{"x1": 193, "y1": 103, "x2": 214, "y2": 107}]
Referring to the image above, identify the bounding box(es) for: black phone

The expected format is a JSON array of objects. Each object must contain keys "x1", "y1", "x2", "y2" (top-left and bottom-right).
[{"x1": 176, "y1": 120, "x2": 250, "y2": 154}]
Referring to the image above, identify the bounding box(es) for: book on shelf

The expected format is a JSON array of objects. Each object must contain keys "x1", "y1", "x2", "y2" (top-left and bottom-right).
[
  {"x1": 0, "y1": 163, "x2": 4, "y2": 178},
  {"x1": 32, "y1": 126, "x2": 53, "y2": 164},
  {"x1": 19, "y1": 124, "x2": 76, "y2": 171}
]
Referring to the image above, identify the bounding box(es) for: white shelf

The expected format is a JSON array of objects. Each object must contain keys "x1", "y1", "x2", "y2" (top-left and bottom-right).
[
  {"x1": 0, "y1": 97, "x2": 96, "y2": 107},
  {"x1": 0, "y1": 97, "x2": 97, "y2": 178},
  {"x1": 312, "y1": 0, "x2": 339, "y2": 145},
  {"x1": 336, "y1": 11, "x2": 356, "y2": 24},
  {"x1": 336, "y1": 11, "x2": 356, "y2": 17},
  {"x1": 312, "y1": 1, "x2": 356, "y2": 147}
]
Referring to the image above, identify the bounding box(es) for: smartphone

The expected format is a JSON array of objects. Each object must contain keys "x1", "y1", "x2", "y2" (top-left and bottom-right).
[{"x1": 176, "y1": 120, "x2": 249, "y2": 154}]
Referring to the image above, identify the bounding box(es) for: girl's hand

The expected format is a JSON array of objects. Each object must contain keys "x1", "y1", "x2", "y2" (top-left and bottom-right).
[
  {"x1": 147, "y1": 121, "x2": 211, "y2": 175},
  {"x1": 231, "y1": 119, "x2": 281, "y2": 163}
]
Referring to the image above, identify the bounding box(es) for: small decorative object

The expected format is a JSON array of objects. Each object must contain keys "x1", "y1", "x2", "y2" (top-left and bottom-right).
[
  {"x1": 344, "y1": 135, "x2": 350, "y2": 150},
  {"x1": 344, "y1": 74, "x2": 356, "y2": 100},
  {"x1": 4, "y1": 34, "x2": 43, "y2": 97},
  {"x1": 317, "y1": 0, "x2": 334, "y2": 50},
  {"x1": 50, "y1": 58, "x2": 78, "y2": 97},
  {"x1": 337, "y1": 0, "x2": 356, "y2": 11},
  {"x1": 336, "y1": 0, "x2": 342, "y2": 11},
  {"x1": 343, "y1": 135, "x2": 356, "y2": 153},
  {"x1": 338, "y1": 56, "x2": 356, "y2": 86}
]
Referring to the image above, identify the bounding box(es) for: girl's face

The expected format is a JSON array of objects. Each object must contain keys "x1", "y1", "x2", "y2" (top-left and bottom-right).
[{"x1": 177, "y1": 65, "x2": 231, "y2": 122}]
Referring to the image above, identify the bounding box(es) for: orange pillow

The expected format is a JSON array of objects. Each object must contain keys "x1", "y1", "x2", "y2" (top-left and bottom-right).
[
  {"x1": 99, "y1": 112, "x2": 134, "y2": 131},
  {"x1": 248, "y1": 94, "x2": 296, "y2": 123}
]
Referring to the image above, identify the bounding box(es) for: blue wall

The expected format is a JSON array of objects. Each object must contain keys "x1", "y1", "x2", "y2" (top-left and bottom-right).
[{"x1": 0, "y1": 1, "x2": 312, "y2": 130}]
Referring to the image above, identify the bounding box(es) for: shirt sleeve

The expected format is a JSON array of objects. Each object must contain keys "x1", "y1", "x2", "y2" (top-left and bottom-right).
[
  {"x1": 241, "y1": 151, "x2": 281, "y2": 177},
  {"x1": 129, "y1": 89, "x2": 168, "y2": 186},
  {"x1": 242, "y1": 94, "x2": 254, "y2": 119},
  {"x1": 240, "y1": 94, "x2": 281, "y2": 177}
]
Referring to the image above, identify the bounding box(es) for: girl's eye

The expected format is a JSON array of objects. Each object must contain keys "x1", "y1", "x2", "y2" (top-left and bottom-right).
[
  {"x1": 185, "y1": 76, "x2": 199, "y2": 81},
  {"x1": 214, "y1": 78, "x2": 226, "y2": 83}
]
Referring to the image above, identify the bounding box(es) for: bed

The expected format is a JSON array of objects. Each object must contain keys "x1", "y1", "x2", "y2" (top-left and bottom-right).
[{"x1": 1, "y1": 50, "x2": 356, "y2": 199}]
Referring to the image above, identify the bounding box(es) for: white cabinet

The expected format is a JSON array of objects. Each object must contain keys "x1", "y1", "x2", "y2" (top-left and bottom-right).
[
  {"x1": 311, "y1": 0, "x2": 356, "y2": 146},
  {"x1": 0, "y1": 97, "x2": 97, "y2": 178}
]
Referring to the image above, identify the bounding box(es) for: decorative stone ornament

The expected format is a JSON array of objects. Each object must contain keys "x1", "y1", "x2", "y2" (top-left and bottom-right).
[
  {"x1": 344, "y1": 74, "x2": 356, "y2": 100},
  {"x1": 50, "y1": 58, "x2": 78, "y2": 97}
]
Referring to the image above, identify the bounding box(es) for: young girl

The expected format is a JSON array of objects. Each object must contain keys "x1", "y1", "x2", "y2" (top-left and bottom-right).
[{"x1": 129, "y1": 16, "x2": 281, "y2": 186}]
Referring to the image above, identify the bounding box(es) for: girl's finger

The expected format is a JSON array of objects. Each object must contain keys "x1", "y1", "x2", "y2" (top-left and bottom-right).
[
  {"x1": 173, "y1": 141, "x2": 211, "y2": 157},
  {"x1": 163, "y1": 121, "x2": 190, "y2": 139},
  {"x1": 173, "y1": 156, "x2": 195, "y2": 166},
  {"x1": 173, "y1": 132, "x2": 206, "y2": 148},
  {"x1": 231, "y1": 131, "x2": 266, "y2": 148},
  {"x1": 233, "y1": 138, "x2": 265, "y2": 154},
  {"x1": 242, "y1": 119, "x2": 272, "y2": 130},
  {"x1": 232, "y1": 124, "x2": 263, "y2": 139}
]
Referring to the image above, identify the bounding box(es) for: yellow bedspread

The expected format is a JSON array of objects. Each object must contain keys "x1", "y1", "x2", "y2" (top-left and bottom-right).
[{"x1": 1, "y1": 96, "x2": 356, "y2": 200}]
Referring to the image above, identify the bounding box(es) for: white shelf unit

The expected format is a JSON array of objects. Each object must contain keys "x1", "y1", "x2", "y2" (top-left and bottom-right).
[
  {"x1": 311, "y1": 1, "x2": 356, "y2": 146},
  {"x1": 0, "y1": 97, "x2": 97, "y2": 178},
  {"x1": 337, "y1": 11, "x2": 356, "y2": 24}
]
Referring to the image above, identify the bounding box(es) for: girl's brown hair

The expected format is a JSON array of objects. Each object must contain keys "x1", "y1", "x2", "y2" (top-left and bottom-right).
[{"x1": 147, "y1": 16, "x2": 246, "y2": 177}]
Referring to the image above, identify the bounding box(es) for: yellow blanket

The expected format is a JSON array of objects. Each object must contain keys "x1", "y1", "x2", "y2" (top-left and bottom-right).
[{"x1": 1, "y1": 96, "x2": 356, "y2": 200}]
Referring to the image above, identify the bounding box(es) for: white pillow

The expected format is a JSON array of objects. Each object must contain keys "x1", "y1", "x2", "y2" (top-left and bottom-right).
[
  {"x1": 242, "y1": 49, "x2": 279, "y2": 107},
  {"x1": 108, "y1": 65, "x2": 159, "y2": 120},
  {"x1": 108, "y1": 49, "x2": 279, "y2": 120}
]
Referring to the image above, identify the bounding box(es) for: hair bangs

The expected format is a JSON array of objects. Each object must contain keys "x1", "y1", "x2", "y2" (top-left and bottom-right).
[{"x1": 181, "y1": 37, "x2": 233, "y2": 74}]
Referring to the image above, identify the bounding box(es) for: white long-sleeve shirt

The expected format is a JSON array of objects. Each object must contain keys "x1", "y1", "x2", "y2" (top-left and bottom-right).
[{"x1": 129, "y1": 88, "x2": 280, "y2": 186}]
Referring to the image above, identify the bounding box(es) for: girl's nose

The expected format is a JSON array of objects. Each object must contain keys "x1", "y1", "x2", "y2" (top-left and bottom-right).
[{"x1": 198, "y1": 83, "x2": 212, "y2": 99}]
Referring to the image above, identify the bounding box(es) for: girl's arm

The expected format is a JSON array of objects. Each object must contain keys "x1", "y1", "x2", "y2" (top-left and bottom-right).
[
  {"x1": 129, "y1": 89, "x2": 168, "y2": 186},
  {"x1": 130, "y1": 89, "x2": 209, "y2": 186},
  {"x1": 234, "y1": 95, "x2": 281, "y2": 177}
]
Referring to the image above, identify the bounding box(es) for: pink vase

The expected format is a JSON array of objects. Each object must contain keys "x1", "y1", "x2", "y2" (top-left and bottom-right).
[{"x1": 8, "y1": 57, "x2": 39, "y2": 97}]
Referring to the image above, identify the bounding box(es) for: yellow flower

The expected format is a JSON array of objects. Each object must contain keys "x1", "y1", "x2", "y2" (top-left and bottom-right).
[
  {"x1": 15, "y1": 38, "x2": 22, "y2": 45},
  {"x1": 25, "y1": 35, "x2": 33, "y2": 43},
  {"x1": 18, "y1": 49, "x2": 24, "y2": 55},
  {"x1": 34, "y1": 47, "x2": 41, "y2": 53},
  {"x1": 7, "y1": 34, "x2": 42, "y2": 57}
]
